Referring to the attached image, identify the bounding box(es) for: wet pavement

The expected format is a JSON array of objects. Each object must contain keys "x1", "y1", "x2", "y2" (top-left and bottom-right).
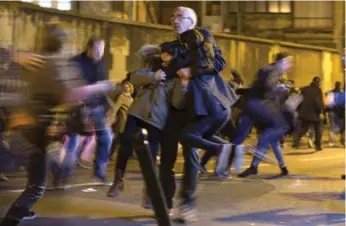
[{"x1": 0, "y1": 143, "x2": 345, "y2": 226}]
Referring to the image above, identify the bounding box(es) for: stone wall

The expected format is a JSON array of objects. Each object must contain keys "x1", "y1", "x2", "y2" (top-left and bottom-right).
[{"x1": 0, "y1": 3, "x2": 343, "y2": 92}]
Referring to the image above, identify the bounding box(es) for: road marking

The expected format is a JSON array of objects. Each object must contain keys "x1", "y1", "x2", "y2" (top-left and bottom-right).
[
  {"x1": 299, "y1": 155, "x2": 345, "y2": 162},
  {"x1": 7, "y1": 182, "x2": 105, "y2": 193}
]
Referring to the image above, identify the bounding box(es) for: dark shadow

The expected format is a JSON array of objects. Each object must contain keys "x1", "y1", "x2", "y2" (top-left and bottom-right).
[
  {"x1": 280, "y1": 191, "x2": 346, "y2": 202},
  {"x1": 263, "y1": 175, "x2": 343, "y2": 181},
  {"x1": 0, "y1": 216, "x2": 155, "y2": 226},
  {"x1": 214, "y1": 208, "x2": 346, "y2": 225},
  {"x1": 284, "y1": 151, "x2": 316, "y2": 156}
]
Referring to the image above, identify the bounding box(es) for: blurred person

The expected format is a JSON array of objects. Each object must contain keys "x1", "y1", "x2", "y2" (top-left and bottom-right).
[
  {"x1": 0, "y1": 24, "x2": 121, "y2": 226},
  {"x1": 292, "y1": 76, "x2": 324, "y2": 151},
  {"x1": 107, "y1": 81, "x2": 134, "y2": 160},
  {"x1": 225, "y1": 52, "x2": 293, "y2": 178},
  {"x1": 325, "y1": 81, "x2": 344, "y2": 147},
  {"x1": 53, "y1": 36, "x2": 114, "y2": 188}
]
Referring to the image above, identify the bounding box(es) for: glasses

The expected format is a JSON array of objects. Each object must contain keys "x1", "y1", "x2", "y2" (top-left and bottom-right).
[{"x1": 170, "y1": 15, "x2": 191, "y2": 23}]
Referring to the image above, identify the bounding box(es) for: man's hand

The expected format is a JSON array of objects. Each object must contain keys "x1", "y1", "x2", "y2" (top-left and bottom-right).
[
  {"x1": 155, "y1": 69, "x2": 166, "y2": 81},
  {"x1": 177, "y1": 67, "x2": 191, "y2": 80},
  {"x1": 14, "y1": 51, "x2": 44, "y2": 71}
]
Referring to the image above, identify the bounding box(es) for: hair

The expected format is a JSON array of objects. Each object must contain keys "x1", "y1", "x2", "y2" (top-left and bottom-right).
[
  {"x1": 275, "y1": 52, "x2": 291, "y2": 62},
  {"x1": 136, "y1": 44, "x2": 161, "y2": 65},
  {"x1": 85, "y1": 36, "x2": 104, "y2": 51},
  {"x1": 312, "y1": 76, "x2": 321, "y2": 85},
  {"x1": 175, "y1": 6, "x2": 198, "y2": 28},
  {"x1": 230, "y1": 69, "x2": 244, "y2": 84},
  {"x1": 122, "y1": 81, "x2": 134, "y2": 95},
  {"x1": 41, "y1": 23, "x2": 68, "y2": 54}
]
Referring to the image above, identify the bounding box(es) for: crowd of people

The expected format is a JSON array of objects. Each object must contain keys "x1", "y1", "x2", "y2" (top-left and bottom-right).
[{"x1": 0, "y1": 6, "x2": 344, "y2": 226}]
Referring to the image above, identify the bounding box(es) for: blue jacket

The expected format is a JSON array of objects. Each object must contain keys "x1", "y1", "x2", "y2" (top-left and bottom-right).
[{"x1": 71, "y1": 52, "x2": 109, "y2": 107}]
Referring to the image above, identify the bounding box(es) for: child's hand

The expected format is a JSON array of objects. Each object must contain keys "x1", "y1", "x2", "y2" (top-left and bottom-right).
[
  {"x1": 177, "y1": 67, "x2": 191, "y2": 79},
  {"x1": 155, "y1": 70, "x2": 166, "y2": 81},
  {"x1": 180, "y1": 78, "x2": 189, "y2": 85}
]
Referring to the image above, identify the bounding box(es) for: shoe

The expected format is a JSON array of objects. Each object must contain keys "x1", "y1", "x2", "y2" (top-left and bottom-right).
[
  {"x1": 280, "y1": 167, "x2": 289, "y2": 176},
  {"x1": 94, "y1": 175, "x2": 112, "y2": 186},
  {"x1": 0, "y1": 174, "x2": 9, "y2": 182},
  {"x1": 199, "y1": 165, "x2": 208, "y2": 175},
  {"x1": 78, "y1": 159, "x2": 92, "y2": 169},
  {"x1": 328, "y1": 142, "x2": 336, "y2": 147},
  {"x1": 141, "y1": 187, "x2": 152, "y2": 209},
  {"x1": 22, "y1": 211, "x2": 36, "y2": 220},
  {"x1": 52, "y1": 180, "x2": 68, "y2": 190},
  {"x1": 173, "y1": 203, "x2": 197, "y2": 224},
  {"x1": 238, "y1": 166, "x2": 258, "y2": 178},
  {"x1": 215, "y1": 143, "x2": 233, "y2": 174},
  {"x1": 315, "y1": 147, "x2": 322, "y2": 152},
  {"x1": 107, "y1": 169, "x2": 125, "y2": 197},
  {"x1": 213, "y1": 170, "x2": 230, "y2": 180},
  {"x1": 307, "y1": 138, "x2": 314, "y2": 148}
]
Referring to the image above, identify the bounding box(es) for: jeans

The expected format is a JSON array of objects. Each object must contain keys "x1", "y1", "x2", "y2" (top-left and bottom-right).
[
  {"x1": 180, "y1": 109, "x2": 229, "y2": 152},
  {"x1": 328, "y1": 111, "x2": 345, "y2": 144},
  {"x1": 233, "y1": 99, "x2": 287, "y2": 148},
  {"x1": 293, "y1": 119, "x2": 322, "y2": 149},
  {"x1": 115, "y1": 115, "x2": 161, "y2": 171},
  {"x1": 54, "y1": 106, "x2": 112, "y2": 180},
  {"x1": 1, "y1": 126, "x2": 48, "y2": 226},
  {"x1": 252, "y1": 140, "x2": 286, "y2": 168}
]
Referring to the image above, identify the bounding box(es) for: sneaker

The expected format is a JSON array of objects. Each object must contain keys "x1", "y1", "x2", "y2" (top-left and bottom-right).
[
  {"x1": 78, "y1": 159, "x2": 93, "y2": 169},
  {"x1": 307, "y1": 138, "x2": 314, "y2": 148},
  {"x1": 199, "y1": 165, "x2": 208, "y2": 175},
  {"x1": 213, "y1": 170, "x2": 230, "y2": 180},
  {"x1": 22, "y1": 211, "x2": 36, "y2": 220},
  {"x1": 94, "y1": 175, "x2": 112, "y2": 186},
  {"x1": 238, "y1": 166, "x2": 258, "y2": 178},
  {"x1": 174, "y1": 204, "x2": 197, "y2": 224},
  {"x1": 328, "y1": 142, "x2": 336, "y2": 148},
  {"x1": 168, "y1": 209, "x2": 174, "y2": 217},
  {"x1": 215, "y1": 144, "x2": 233, "y2": 174},
  {"x1": 0, "y1": 174, "x2": 9, "y2": 182}
]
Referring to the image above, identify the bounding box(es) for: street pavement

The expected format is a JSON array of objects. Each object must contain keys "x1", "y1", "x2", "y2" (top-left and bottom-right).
[{"x1": 0, "y1": 140, "x2": 345, "y2": 226}]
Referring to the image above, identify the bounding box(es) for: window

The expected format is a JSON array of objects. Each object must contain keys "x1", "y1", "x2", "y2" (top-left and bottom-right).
[
  {"x1": 57, "y1": 0, "x2": 71, "y2": 11},
  {"x1": 38, "y1": 0, "x2": 52, "y2": 8},
  {"x1": 21, "y1": 0, "x2": 72, "y2": 11},
  {"x1": 244, "y1": 1, "x2": 292, "y2": 13},
  {"x1": 269, "y1": 1, "x2": 291, "y2": 13}
]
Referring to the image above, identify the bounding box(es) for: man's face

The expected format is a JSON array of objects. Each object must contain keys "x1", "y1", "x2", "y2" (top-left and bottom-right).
[
  {"x1": 278, "y1": 56, "x2": 293, "y2": 73},
  {"x1": 171, "y1": 8, "x2": 193, "y2": 35},
  {"x1": 90, "y1": 40, "x2": 105, "y2": 62}
]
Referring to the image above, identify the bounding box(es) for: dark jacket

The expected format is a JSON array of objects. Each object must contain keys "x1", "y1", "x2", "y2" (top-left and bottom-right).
[
  {"x1": 246, "y1": 63, "x2": 282, "y2": 100},
  {"x1": 71, "y1": 52, "x2": 108, "y2": 107},
  {"x1": 167, "y1": 28, "x2": 238, "y2": 117},
  {"x1": 298, "y1": 84, "x2": 324, "y2": 122}
]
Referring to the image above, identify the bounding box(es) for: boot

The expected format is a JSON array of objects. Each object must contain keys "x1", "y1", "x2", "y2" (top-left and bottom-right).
[
  {"x1": 280, "y1": 167, "x2": 289, "y2": 176},
  {"x1": 238, "y1": 166, "x2": 258, "y2": 178},
  {"x1": 107, "y1": 168, "x2": 125, "y2": 197},
  {"x1": 141, "y1": 186, "x2": 152, "y2": 209}
]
